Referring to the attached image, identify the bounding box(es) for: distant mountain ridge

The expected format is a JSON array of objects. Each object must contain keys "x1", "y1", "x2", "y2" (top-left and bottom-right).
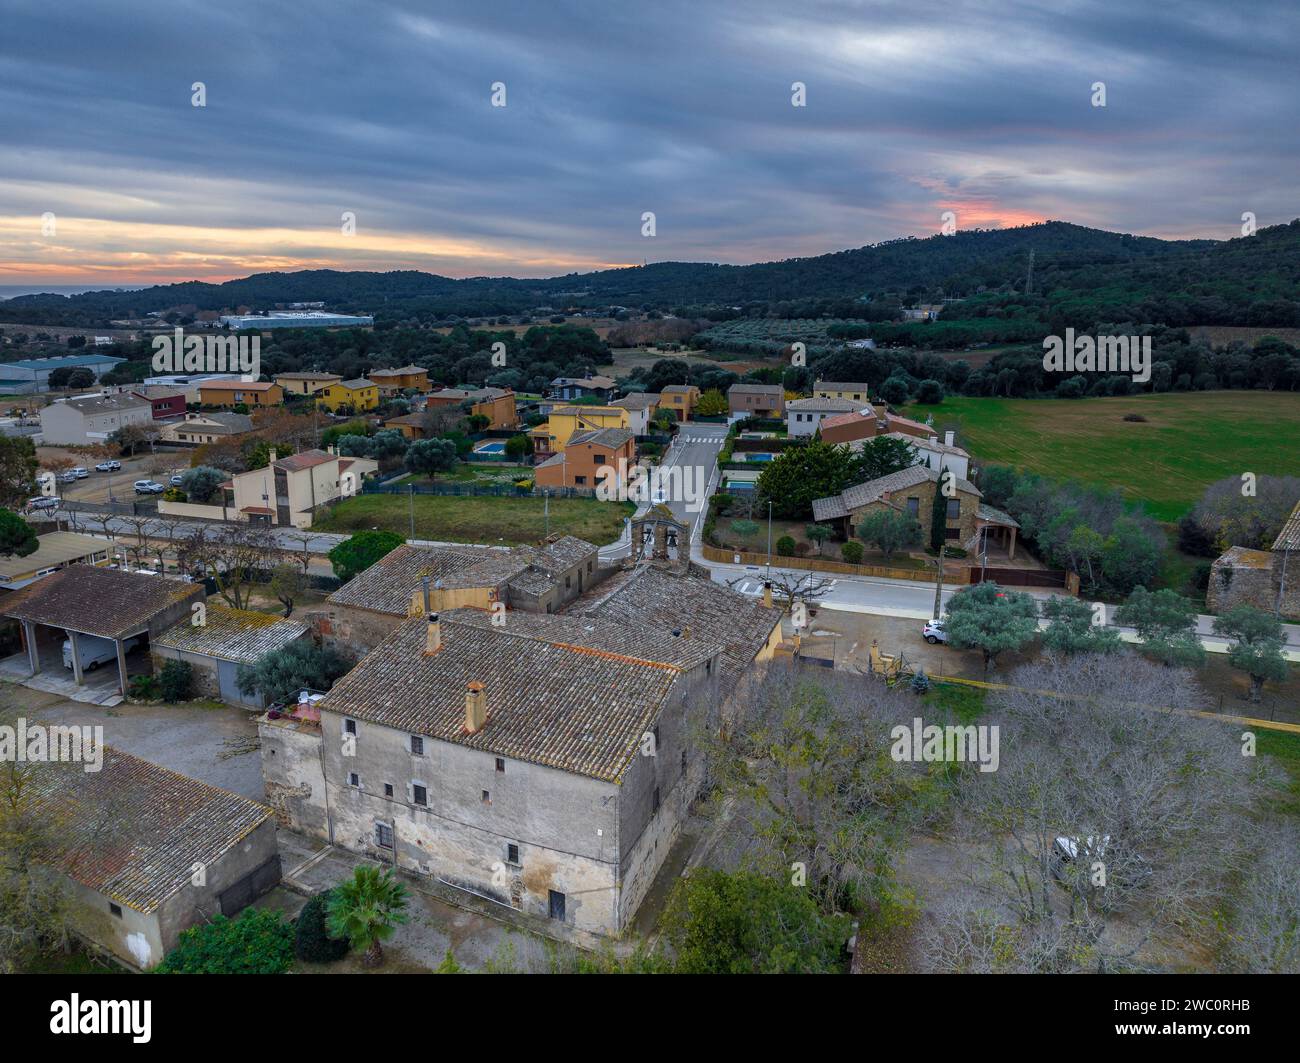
[{"x1": 4, "y1": 219, "x2": 1298, "y2": 328}]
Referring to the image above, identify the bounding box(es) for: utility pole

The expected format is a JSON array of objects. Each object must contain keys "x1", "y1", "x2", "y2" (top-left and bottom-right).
[
  {"x1": 408, "y1": 484, "x2": 415, "y2": 540},
  {"x1": 544, "y1": 489, "x2": 550, "y2": 539},
  {"x1": 932, "y1": 541, "x2": 945, "y2": 620},
  {"x1": 766, "y1": 500, "x2": 773, "y2": 577}
]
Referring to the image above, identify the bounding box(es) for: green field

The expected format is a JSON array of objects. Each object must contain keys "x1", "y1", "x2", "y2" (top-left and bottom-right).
[
  {"x1": 907, "y1": 391, "x2": 1300, "y2": 521},
  {"x1": 313, "y1": 493, "x2": 633, "y2": 546}
]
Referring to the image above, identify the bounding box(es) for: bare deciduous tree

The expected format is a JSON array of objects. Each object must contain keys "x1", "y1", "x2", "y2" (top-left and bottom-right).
[
  {"x1": 179, "y1": 522, "x2": 281, "y2": 610},
  {"x1": 918, "y1": 653, "x2": 1267, "y2": 973},
  {"x1": 701, "y1": 662, "x2": 932, "y2": 914}
]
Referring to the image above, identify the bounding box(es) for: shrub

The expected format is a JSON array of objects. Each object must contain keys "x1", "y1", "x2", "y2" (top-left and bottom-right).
[
  {"x1": 841, "y1": 541, "x2": 864, "y2": 564},
  {"x1": 909, "y1": 670, "x2": 930, "y2": 695},
  {"x1": 1122, "y1": 413, "x2": 1147, "y2": 422},
  {"x1": 776, "y1": 535, "x2": 796, "y2": 557},
  {"x1": 156, "y1": 910, "x2": 294, "y2": 974},
  {"x1": 294, "y1": 891, "x2": 350, "y2": 964},
  {"x1": 158, "y1": 659, "x2": 193, "y2": 702},
  {"x1": 794, "y1": 541, "x2": 812, "y2": 556},
  {"x1": 127, "y1": 674, "x2": 160, "y2": 700}
]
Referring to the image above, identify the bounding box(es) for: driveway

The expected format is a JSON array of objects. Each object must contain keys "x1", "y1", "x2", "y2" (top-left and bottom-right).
[{"x1": 1, "y1": 685, "x2": 265, "y2": 799}]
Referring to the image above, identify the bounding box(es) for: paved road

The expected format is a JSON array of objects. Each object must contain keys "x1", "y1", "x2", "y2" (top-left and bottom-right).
[{"x1": 599, "y1": 422, "x2": 728, "y2": 563}]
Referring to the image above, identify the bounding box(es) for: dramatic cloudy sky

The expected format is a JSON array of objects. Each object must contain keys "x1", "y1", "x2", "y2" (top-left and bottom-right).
[{"x1": 1, "y1": 0, "x2": 1296, "y2": 287}]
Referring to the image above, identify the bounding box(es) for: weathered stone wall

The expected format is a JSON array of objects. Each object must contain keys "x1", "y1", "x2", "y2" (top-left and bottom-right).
[
  {"x1": 847, "y1": 480, "x2": 979, "y2": 548},
  {"x1": 318, "y1": 707, "x2": 624, "y2": 936},
  {"x1": 258, "y1": 717, "x2": 328, "y2": 837}
]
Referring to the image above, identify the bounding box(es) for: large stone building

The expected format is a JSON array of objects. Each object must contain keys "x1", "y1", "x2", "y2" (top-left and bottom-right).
[
  {"x1": 320, "y1": 536, "x2": 602, "y2": 655},
  {"x1": 1207, "y1": 501, "x2": 1300, "y2": 620},
  {"x1": 260, "y1": 607, "x2": 724, "y2": 938}
]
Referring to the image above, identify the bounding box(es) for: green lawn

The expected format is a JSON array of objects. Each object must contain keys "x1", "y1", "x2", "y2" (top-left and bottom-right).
[
  {"x1": 907, "y1": 392, "x2": 1300, "y2": 521},
  {"x1": 313, "y1": 493, "x2": 633, "y2": 546}
]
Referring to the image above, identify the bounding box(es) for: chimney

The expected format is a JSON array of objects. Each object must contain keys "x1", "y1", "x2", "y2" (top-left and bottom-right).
[
  {"x1": 944, "y1": 430, "x2": 955, "y2": 447},
  {"x1": 465, "y1": 681, "x2": 486, "y2": 733},
  {"x1": 929, "y1": 435, "x2": 939, "y2": 446},
  {"x1": 424, "y1": 613, "x2": 441, "y2": 655},
  {"x1": 268, "y1": 447, "x2": 277, "y2": 464},
  {"x1": 762, "y1": 581, "x2": 773, "y2": 608}
]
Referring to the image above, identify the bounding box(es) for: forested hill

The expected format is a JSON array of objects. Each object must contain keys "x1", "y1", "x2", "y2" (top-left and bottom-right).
[{"x1": 5, "y1": 219, "x2": 1299, "y2": 328}]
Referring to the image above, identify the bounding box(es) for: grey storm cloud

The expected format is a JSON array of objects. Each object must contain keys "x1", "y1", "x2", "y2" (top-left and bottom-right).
[{"x1": 1, "y1": 0, "x2": 1297, "y2": 283}]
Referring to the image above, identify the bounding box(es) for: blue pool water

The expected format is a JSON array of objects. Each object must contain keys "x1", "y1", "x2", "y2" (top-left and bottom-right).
[
  {"x1": 746, "y1": 453, "x2": 774, "y2": 462},
  {"x1": 476, "y1": 441, "x2": 506, "y2": 453}
]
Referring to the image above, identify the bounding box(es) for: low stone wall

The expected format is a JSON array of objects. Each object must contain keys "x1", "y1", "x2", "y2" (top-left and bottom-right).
[{"x1": 699, "y1": 543, "x2": 967, "y2": 584}]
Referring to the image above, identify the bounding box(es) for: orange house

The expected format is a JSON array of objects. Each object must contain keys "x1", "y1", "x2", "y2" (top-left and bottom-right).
[
  {"x1": 470, "y1": 387, "x2": 518, "y2": 429},
  {"x1": 199, "y1": 381, "x2": 284, "y2": 407},
  {"x1": 533, "y1": 428, "x2": 635, "y2": 492},
  {"x1": 368, "y1": 365, "x2": 430, "y2": 395},
  {"x1": 658, "y1": 384, "x2": 699, "y2": 421}
]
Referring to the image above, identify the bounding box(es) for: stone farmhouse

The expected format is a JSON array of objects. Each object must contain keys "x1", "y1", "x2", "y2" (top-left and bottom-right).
[{"x1": 1207, "y1": 500, "x2": 1300, "y2": 620}]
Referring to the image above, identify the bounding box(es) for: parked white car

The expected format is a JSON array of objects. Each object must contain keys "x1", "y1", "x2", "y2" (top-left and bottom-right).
[
  {"x1": 71, "y1": 466, "x2": 89, "y2": 479},
  {"x1": 58, "y1": 470, "x2": 79, "y2": 484},
  {"x1": 95, "y1": 460, "x2": 122, "y2": 472},
  {"x1": 133, "y1": 479, "x2": 165, "y2": 494},
  {"x1": 26, "y1": 495, "x2": 59, "y2": 510},
  {"x1": 923, "y1": 619, "x2": 948, "y2": 644},
  {"x1": 62, "y1": 634, "x2": 141, "y2": 672},
  {"x1": 170, "y1": 474, "x2": 184, "y2": 486}
]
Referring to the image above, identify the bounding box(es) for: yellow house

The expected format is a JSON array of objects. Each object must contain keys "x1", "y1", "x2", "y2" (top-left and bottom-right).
[
  {"x1": 813, "y1": 380, "x2": 872, "y2": 403},
  {"x1": 538, "y1": 402, "x2": 629, "y2": 449},
  {"x1": 317, "y1": 377, "x2": 379, "y2": 413},
  {"x1": 275, "y1": 371, "x2": 342, "y2": 396}
]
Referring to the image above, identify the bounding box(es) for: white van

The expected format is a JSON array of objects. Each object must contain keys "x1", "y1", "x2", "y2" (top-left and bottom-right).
[{"x1": 62, "y1": 633, "x2": 141, "y2": 672}]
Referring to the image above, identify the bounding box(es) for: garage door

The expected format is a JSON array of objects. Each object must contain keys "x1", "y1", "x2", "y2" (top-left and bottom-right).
[
  {"x1": 218, "y1": 659, "x2": 259, "y2": 707},
  {"x1": 218, "y1": 855, "x2": 283, "y2": 916}
]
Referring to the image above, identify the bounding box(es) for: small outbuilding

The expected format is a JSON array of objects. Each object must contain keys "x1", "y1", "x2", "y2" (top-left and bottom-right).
[
  {"x1": 0, "y1": 565, "x2": 203, "y2": 694},
  {"x1": 152, "y1": 603, "x2": 311, "y2": 708}
]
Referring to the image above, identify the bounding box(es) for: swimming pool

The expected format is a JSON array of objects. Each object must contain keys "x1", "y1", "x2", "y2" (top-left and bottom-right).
[
  {"x1": 475, "y1": 441, "x2": 507, "y2": 454},
  {"x1": 745, "y1": 452, "x2": 774, "y2": 462}
]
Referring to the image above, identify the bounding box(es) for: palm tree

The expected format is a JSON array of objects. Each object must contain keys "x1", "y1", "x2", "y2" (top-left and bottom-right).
[{"x1": 325, "y1": 866, "x2": 410, "y2": 967}]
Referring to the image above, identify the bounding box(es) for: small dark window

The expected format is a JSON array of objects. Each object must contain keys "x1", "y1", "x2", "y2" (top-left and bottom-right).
[
  {"x1": 343, "y1": 718, "x2": 357, "y2": 735},
  {"x1": 348, "y1": 772, "x2": 360, "y2": 787},
  {"x1": 109, "y1": 902, "x2": 123, "y2": 918},
  {"x1": 412, "y1": 784, "x2": 427, "y2": 807},
  {"x1": 565, "y1": 575, "x2": 571, "y2": 588},
  {"x1": 384, "y1": 783, "x2": 394, "y2": 797},
  {"x1": 906, "y1": 498, "x2": 920, "y2": 516},
  {"x1": 946, "y1": 499, "x2": 961, "y2": 519},
  {"x1": 410, "y1": 735, "x2": 424, "y2": 755},
  {"x1": 507, "y1": 843, "x2": 520, "y2": 865},
  {"x1": 681, "y1": 750, "x2": 688, "y2": 777},
  {"x1": 574, "y1": 475, "x2": 586, "y2": 485},
  {"x1": 481, "y1": 789, "x2": 491, "y2": 805},
  {"x1": 593, "y1": 454, "x2": 605, "y2": 464},
  {"x1": 376, "y1": 823, "x2": 393, "y2": 849},
  {"x1": 495, "y1": 758, "x2": 505, "y2": 773},
  {"x1": 587, "y1": 561, "x2": 593, "y2": 573}
]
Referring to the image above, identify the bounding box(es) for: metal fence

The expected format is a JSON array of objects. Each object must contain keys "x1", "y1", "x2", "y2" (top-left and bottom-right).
[{"x1": 361, "y1": 481, "x2": 595, "y2": 499}]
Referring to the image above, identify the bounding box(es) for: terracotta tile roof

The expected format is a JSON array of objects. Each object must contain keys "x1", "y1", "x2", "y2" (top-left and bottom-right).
[
  {"x1": 567, "y1": 427, "x2": 635, "y2": 449},
  {"x1": 273, "y1": 448, "x2": 336, "y2": 472},
  {"x1": 1271, "y1": 500, "x2": 1300, "y2": 552},
  {"x1": 328, "y1": 544, "x2": 500, "y2": 616},
  {"x1": 154, "y1": 603, "x2": 309, "y2": 664},
  {"x1": 319, "y1": 611, "x2": 685, "y2": 782},
  {"x1": 32, "y1": 746, "x2": 272, "y2": 914},
  {"x1": 0, "y1": 566, "x2": 202, "y2": 640},
  {"x1": 812, "y1": 465, "x2": 980, "y2": 522},
  {"x1": 200, "y1": 380, "x2": 278, "y2": 391},
  {"x1": 566, "y1": 564, "x2": 781, "y2": 689},
  {"x1": 820, "y1": 408, "x2": 877, "y2": 430}
]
